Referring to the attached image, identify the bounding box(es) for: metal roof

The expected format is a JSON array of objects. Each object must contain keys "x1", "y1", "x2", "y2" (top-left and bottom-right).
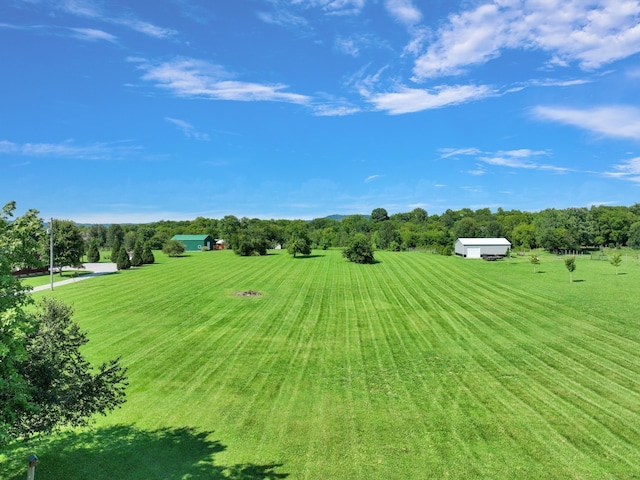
[
  {"x1": 456, "y1": 237, "x2": 511, "y2": 246},
  {"x1": 171, "y1": 234, "x2": 212, "y2": 240}
]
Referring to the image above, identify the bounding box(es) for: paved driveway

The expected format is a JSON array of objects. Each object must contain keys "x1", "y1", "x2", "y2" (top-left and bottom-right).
[{"x1": 31, "y1": 263, "x2": 117, "y2": 292}]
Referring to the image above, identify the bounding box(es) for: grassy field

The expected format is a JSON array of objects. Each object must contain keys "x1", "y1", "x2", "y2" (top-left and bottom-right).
[{"x1": 2, "y1": 249, "x2": 640, "y2": 479}]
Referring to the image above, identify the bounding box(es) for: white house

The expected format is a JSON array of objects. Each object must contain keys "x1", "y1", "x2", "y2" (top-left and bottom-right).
[{"x1": 455, "y1": 238, "x2": 511, "y2": 259}]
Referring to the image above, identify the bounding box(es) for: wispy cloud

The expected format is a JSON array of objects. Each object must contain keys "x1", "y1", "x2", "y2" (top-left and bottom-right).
[
  {"x1": 413, "y1": 0, "x2": 640, "y2": 79},
  {"x1": 165, "y1": 117, "x2": 210, "y2": 141},
  {"x1": 0, "y1": 139, "x2": 140, "y2": 160},
  {"x1": 440, "y1": 147, "x2": 570, "y2": 173},
  {"x1": 384, "y1": 0, "x2": 422, "y2": 26},
  {"x1": 368, "y1": 84, "x2": 493, "y2": 114},
  {"x1": 438, "y1": 147, "x2": 482, "y2": 159},
  {"x1": 136, "y1": 57, "x2": 311, "y2": 104},
  {"x1": 60, "y1": 0, "x2": 176, "y2": 38},
  {"x1": 533, "y1": 105, "x2": 640, "y2": 140},
  {"x1": 604, "y1": 157, "x2": 640, "y2": 182},
  {"x1": 68, "y1": 27, "x2": 117, "y2": 42},
  {"x1": 365, "y1": 174, "x2": 382, "y2": 182}
]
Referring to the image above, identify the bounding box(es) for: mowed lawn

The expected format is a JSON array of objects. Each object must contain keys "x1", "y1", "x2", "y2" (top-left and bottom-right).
[{"x1": 3, "y1": 249, "x2": 640, "y2": 479}]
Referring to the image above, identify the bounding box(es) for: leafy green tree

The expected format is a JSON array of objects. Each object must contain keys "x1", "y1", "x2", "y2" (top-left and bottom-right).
[
  {"x1": 87, "y1": 240, "x2": 100, "y2": 263},
  {"x1": 88, "y1": 224, "x2": 108, "y2": 248},
  {"x1": 375, "y1": 221, "x2": 401, "y2": 250},
  {"x1": 610, "y1": 252, "x2": 622, "y2": 275},
  {"x1": 530, "y1": 253, "x2": 540, "y2": 273},
  {"x1": 564, "y1": 257, "x2": 576, "y2": 283},
  {"x1": 286, "y1": 221, "x2": 312, "y2": 257},
  {"x1": 117, "y1": 246, "x2": 131, "y2": 270},
  {"x1": 131, "y1": 239, "x2": 144, "y2": 267},
  {"x1": 46, "y1": 219, "x2": 85, "y2": 274},
  {"x1": 163, "y1": 239, "x2": 186, "y2": 257},
  {"x1": 511, "y1": 223, "x2": 536, "y2": 250},
  {"x1": 342, "y1": 234, "x2": 375, "y2": 264},
  {"x1": 1, "y1": 203, "x2": 127, "y2": 443},
  {"x1": 142, "y1": 244, "x2": 155, "y2": 264},
  {"x1": 17, "y1": 298, "x2": 127, "y2": 438},
  {"x1": 453, "y1": 217, "x2": 479, "y2": 239},
  {"x1": 123, "y1": 231, "x2": 137, "y2": 251},
  {"x1": 106, "y1": 223, "x2": 124, "y2": 249},
  {"x1": 628, "y1": 222, "x2": 640, "y2": 249},
  {"x1": 370, "y1": 207, "x2": 389, "y2": 223}
]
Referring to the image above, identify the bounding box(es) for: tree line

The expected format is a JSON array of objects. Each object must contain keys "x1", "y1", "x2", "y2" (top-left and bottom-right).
[{"x1": 77, "y1": 204, "x2": 640, "y2": 257}]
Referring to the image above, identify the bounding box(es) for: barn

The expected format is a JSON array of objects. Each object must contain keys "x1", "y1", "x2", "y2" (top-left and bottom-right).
[
  {"x1": 455, "y1": 238, "x2": 511, "y2": 259},
  {"x1": 171, "y1": 234, "x2": 215, "y2": 252}
]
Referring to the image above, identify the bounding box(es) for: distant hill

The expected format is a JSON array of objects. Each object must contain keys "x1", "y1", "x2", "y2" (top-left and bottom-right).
[{"x1": 325, "y1": 214, "x2": 370, "y2": 221}]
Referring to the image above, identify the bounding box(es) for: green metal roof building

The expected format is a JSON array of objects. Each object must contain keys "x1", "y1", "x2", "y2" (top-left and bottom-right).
[{"x1": 171, "y1": 234, "x2": 215, "y2": 251}]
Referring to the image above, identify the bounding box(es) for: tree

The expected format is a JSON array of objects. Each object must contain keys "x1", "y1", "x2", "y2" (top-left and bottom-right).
[
  {"x1": 376, "y1": 221, "x2": 401, "y2": 250},
  {"x1": 628, "y1": 222, "x2": 640, "y2": 249},
  {"x1": 117, "y1": 246, "x2": 131, "y2": 270},
  {"x1": 131, "y1": 239, "x2": 144, "y2": 267},
  {"x1": 1, "y1": 203, "x2": 127, "y2": 443},
  {"x1": 370, "y1": 207, "x2": 389, "y2": 223},
  {"x1": 163, "y1": 239, "x2": 186, "y2": 257},
  {"x1": 46, "y1": 219, "x2": 85, "y2": 274},
  {"x1": 17, "y1": 298, "x2": 127, "y2": 438},
  {"x1": 142, "y1": 243, "x2": 155, "y2": 264},
  {"x1": 610, "y1": 252, "x2": 622, "y2": 275},
  {"x1": 530, "y1": 253, "x2": 540, "y2": 273},
  {"x1": 87, "y1": 240, "x2": 100, "y2": 263},
  {"x1": 106, "y1": 224, "x2": 124, "y2": 249},
  {"x1": 453, "y1": 217, "x2": 479, "y2": 239},
  {"x1": 111, "y1": 238, "x2": 121, "y2": 264},
  {"x1": 342, "y1": 234, "x2": 375, "y2": 264},
  {"x1": 88, "y1": 224, "x2": 108, "y2": 248},
  {"x1": 286, "y1": 221, "x2": 312, "y2": 257},
  {"x1": 564, "y1": 257, "x2": 576, "y2": 283}
]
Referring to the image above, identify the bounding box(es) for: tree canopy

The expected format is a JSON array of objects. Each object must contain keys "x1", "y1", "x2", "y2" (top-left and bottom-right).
[{"x1": 1, "y1": 202, "x2": 127, "y2": 443}]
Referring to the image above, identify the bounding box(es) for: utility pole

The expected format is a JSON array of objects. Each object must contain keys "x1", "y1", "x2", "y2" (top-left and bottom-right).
[{"x1": 49, "y1": 218, "x2": 54, "y2": 291}]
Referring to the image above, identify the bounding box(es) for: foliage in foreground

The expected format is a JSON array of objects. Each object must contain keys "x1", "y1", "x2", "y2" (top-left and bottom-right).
[
  {"x1": 17, "y1": 298, "x2": 128, "y2": 437},
  {"x1": 0, "y1": 202, "x2": 127, "y2": 444}
]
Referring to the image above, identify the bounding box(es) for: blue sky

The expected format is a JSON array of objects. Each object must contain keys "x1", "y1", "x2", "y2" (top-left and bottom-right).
[{"x1": 2, "y1": 0, "x2": 640, "y2": 223}]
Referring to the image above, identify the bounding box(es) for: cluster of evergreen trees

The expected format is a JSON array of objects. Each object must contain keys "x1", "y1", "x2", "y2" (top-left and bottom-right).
[{"x1": 79, "y1": 204, "x2": 640, "y2": 256}]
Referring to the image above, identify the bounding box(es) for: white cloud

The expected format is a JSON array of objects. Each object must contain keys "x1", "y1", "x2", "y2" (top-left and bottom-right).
[
  {"x1": 605, "y1": 157, "x2": 640, "y2": 182},
  {"x1": 60, "y1": 0, "x2": 176, "y2": 38},
  {"x1": 292, "y1": 0, "x2": 366, "y2": 15},
  {"x1": 413, "y1": 0, "x2": 640, "y2": 79},
  {"x1": 68, "y1": 27, "x2": 117, "y2": 42},
  {"x1": 138, "y1": 58, "x2": 311, "y2": 104},
  {"x1": 0, "y1": 139, "x2": 140, "y2": 160},
  {"x1": 385, "y1": 0, "x2": 422, "y2": 25},
  {"x1": 165, "y1": 117, "x2": 210, "y2": 141},
  {"x1": 534, "y1": 105, "x2": 640, "y2": 140},
  {"x1": 369, "y1": 84, "x2": 493, "y2": 114},
  {"x1": 365, "y1": 174, "x2": 382, "y2": 182},
  {"x1": 438, "y1": 147, "x2": 482, "y2": 159}
]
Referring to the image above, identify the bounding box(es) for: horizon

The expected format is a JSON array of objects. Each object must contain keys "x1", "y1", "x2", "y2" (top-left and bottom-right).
[{"x1": 3, "y1": 1, "x2": 640, "y2": 224}]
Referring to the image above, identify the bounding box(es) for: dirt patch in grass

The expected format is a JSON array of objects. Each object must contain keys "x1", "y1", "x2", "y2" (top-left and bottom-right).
[{"x1": 235, "y1": 290, "x2": 262, "y2": 297}]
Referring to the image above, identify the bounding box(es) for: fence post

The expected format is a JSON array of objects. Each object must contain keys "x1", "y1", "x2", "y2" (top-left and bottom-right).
[{"x1": 27, "y1": 454, "x2": 37, "y2": 480}]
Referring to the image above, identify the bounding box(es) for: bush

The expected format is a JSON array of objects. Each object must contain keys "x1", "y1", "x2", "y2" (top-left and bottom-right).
[
  {"x1": 131, "y1": 239, "x2": 143, "y2": 267},
  {"x1": 116, "y1": 246, "x2": 131, "y2": 270},
  {"x1": 87, "y1": 241, "x2": 100, "y2": 263},
  {"x1": 342, "y1": 234, "x2": 375, "y2": 264},
  {"x1": 142, "y1": 244, "x2": 155, "y2": 264},
  {"x1": 163, "y1": 240, "x2": 186, "y2": 257}
]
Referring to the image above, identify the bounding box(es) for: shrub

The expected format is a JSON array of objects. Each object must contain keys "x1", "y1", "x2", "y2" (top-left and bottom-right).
[
  {"x1": 87, "y1": 241, "x2": 100, "y2": 263},
  {"x1": 116, "y1": 246, "x2": 131, "y2": 270},
  {"x1": 342, "y1": 234, "x2": 375, "y2": 264},
  {"x1": 142, "y1": 244, "x2": 155, "y2": 264},
  {"x1": 163, "y1": 240, "x2": 185, "y2": 257}
]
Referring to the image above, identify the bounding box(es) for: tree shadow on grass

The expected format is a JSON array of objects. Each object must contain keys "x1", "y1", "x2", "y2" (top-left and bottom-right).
[
  {"x1": 0, "y1": 425, "x2": 288, "y2": 480},
  {"x1": 292, "y1": 254, "x2": 325, "y2": 259}
]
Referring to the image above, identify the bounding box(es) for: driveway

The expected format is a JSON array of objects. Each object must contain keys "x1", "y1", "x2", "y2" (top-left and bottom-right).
[{"x1": 31, "y1": 262, "x2": 117, "y2": 292}]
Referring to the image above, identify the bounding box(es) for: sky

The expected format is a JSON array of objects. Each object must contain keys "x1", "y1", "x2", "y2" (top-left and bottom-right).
[{"x1": 2, "y1": 0, "x2": 640, "y2": 224}]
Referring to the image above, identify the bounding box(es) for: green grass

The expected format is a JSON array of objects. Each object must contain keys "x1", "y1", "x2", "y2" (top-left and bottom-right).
[{"x1": 2, "y1": 249, "x2": 640, "y2": 479}]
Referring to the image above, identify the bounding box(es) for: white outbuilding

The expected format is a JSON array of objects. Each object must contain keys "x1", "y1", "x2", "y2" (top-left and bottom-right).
[{"x1": 455, "y1": 238, "x2": 511, "y2": 259}]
